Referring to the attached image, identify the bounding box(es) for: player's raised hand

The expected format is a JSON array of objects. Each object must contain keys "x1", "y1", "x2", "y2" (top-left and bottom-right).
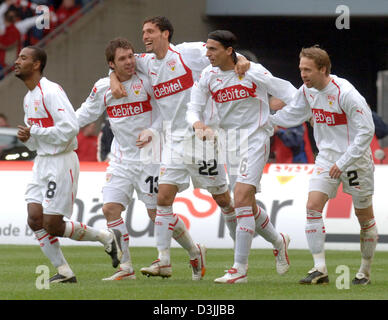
[
  {"x1": 17, "y1": 125, "x2": 31, "y2": 142},
  {"x1": 109, "y1": 72, "x2": 127, "y2": 99},
  {"x1": 235, "y1": 55, "x2": 250, "y2": 77}
]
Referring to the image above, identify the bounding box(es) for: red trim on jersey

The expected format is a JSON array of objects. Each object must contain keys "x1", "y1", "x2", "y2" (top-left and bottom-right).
[
  {"x1": 106, "y1": 94, "x2": 152, "y2": 118},
  {"x1": 331, "y1": 79, "x2": 350, "y2": 144},
  {"x1": 27, "y1": 82, "x2": 54, "y2": 128},
  {"x1": 151, "y1": 46, "x2": 194, "y2": 99},
  {"x1": 210, "y1": 82, "x2": 257, "y2": 103}
]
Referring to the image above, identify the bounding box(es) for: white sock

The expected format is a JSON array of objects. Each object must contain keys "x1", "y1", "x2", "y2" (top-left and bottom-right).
[
  {"x1": 63, "y1": 221, "x2": 111, "y2": 246},
  {"x1": 107, "y1": 217, "x2": 132, "y2": 266},
  {"x1": 155, "y1": 206, "x2": 175, "y2": 265},
  {"x1": 305, "y1": 209, "x2": 327, "y2": 272},
  {"x1": 34, "y1": 228, "x2": 70, "y2": 271},
  {"x1": 254, "y1": 206, "x2": 283, "y2": 249},
  {"x1": 359, "y1": 218, "x2": 378, "y2": 277},
  {"x1": 221, "y1": 200, "x2": 236, "y2": 241},
  {"x1": 234, "y1": 206, "x2": 255, "y2": 268},
  {"x1": 172, "y1": 215, "x2": 198, "y2": 260}
]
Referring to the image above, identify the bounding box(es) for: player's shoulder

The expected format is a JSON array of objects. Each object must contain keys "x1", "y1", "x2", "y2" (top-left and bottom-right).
[
  {"x1": 93, "y1": 77, "x2": 110, "y2": 90},
  {"x1": 175, "y1": 41, "x2": 206, "y2": 51},
  {"x1": 330, "y1": 75, "x2": 355, "y2": 94},
  {"x1": 38, "y1": 77, "x2": 68, "y2": 97},
  {"x1": 246, "y1": 62, "x2": 271, "y2": 77},
  {"x1": 200, "y1": 65, "x2": 219, "y2": 80}
]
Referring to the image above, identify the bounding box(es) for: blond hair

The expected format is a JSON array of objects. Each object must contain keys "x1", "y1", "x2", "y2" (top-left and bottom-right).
[{"x1": 299, "y1": 45, "x2": 331, "y2": 76}]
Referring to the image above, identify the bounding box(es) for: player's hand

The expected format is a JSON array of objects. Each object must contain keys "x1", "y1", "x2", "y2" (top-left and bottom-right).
[
  {"x1": 235, "y1": 55, "x2": 250, "y2": 77},
  {"x1": 329, "y1": 164, "x2": 342, "y2": 179},
  {"x1": 136, "y1": 129, "x2": 153, "y2": 148},
  {"x1": 110, "y1": 72, "x2": 127, "y2": 99},
  {"x1": 193, "y1": 121, "x2": 215, "y2": 141},
  {"x1": 17, "y1": 125, "x2": 31, "y2": 142}
]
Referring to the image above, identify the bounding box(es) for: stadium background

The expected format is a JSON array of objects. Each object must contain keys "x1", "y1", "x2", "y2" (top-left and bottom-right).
[{"x1": 0, "y1": 0, "x2": 388, "y2": 243}]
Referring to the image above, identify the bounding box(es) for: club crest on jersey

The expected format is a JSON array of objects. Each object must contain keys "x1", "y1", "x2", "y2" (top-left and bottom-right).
[
  {"x1": 327, "y1": 94, "x2": 336, "y2": 106},
  {"x1": 34, "y1": 100, "x2": 40, "y2": 111},
  {"x1": 160, "y1": 166, "x2": 166, "y2": 176},
  {"x1": 106, "y1": 173, "x2": 112, "y2": 182},
  {"x1": 167, "y1": 59, "x2": 177, "y2": 71},
  {"x1": 89, "y1": 86, "x2": 97, "y2": 99},
  {"x1": 132, "y1": 82, "x2": 142, "y2": 95}
]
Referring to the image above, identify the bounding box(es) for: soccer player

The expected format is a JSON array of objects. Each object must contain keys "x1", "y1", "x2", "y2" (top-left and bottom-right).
[
  {"x1": 15, "y1": 46, "x2": 121, "y2": 283},
  {"x1": 76, "y1": 38, "x2": 203, "y2": 281},
  {"x1": 110, "y1": 17, "x2": 250, "y2": 280},
  {"x1": 271, "y1": 46, "x2": 377, "y2": 285},
  {"x1": 186, "y1": 30, "x2": 295, "y2": 283}
]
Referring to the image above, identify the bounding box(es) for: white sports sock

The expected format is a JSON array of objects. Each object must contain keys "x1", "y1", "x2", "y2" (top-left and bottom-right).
[
  {"x1": 254, "y1": 206, "x2": 283, "y2": 249},
  {"x1": 221, "y1": 201, "x2": 236, "y2": 241},
  {"x1": 305, "y1": 209, "x2": 326, "y2": 272},
  {"x1": 63, "y1": 221, "x2": 111, "y2": 246},
  {"x1": 234, "y1": 206, "x2": 255, "y2": 267},
  {"x1": 35, "y1": 228, "x2": 69, "y2": 269},
  {"x1": 172, "y1": 215, "x2": 198, "y2": 260},
  {"x1": 359, "y1": 218, "x2": 378, "y2": 277},
  {"x1": 107, "y1": 217, "x2": 132, "y2": 265},
  {"x1": 155, "y1": 206, "x2": 175, "y2": 265}
]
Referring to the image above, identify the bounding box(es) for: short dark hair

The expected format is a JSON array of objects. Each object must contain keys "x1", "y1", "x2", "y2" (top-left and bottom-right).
[
  {"x1": 105, "y1": 38, "x2": 134, "y2": 64},
  {"x1": 26, "y1": 46, "x2": 47, "y2": 73},
  {"x1": 208, "y1": 30, "x2": 238, "y2": 63},
  {"x1": 143, "y1": 16, "x2": 174, "y2": 42}
]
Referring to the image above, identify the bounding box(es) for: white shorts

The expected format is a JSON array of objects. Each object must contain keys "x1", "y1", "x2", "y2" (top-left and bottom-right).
[
  {"x1": 226, "y1": 129, "x2": 270, "y2": 194},
  {"x1": 309, "y1": 160, "x2": 374, "y2": 200},
  {"x1": 25, "y1": 151, "x2": 79, "y2": 218},
  {"x1": 103, "y1": 160, "x2": 159, "y2": 209},
  {"x1": 159, "y1": 137, "x2": 228, "y2": 194}
]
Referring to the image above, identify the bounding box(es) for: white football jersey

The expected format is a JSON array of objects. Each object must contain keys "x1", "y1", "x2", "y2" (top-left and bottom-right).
[
  {"x1": 22, "y1": 77, "x2": 78, "y2": 156},
  {"x1": 187, "y1": 62, "x2": 297, "y2": 135},
  {"x1": 135, "y1": 42, "x2": 209, "y2": 140},
  {"x1": 76, "y1": 73, "x2": 161, "y2": 163},
  {"x1": 271, "y1": 75, "x2": 375, "y2": 171}
]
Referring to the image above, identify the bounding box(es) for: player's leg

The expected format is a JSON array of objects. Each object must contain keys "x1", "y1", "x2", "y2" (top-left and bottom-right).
[
  {"x1": 141, "y1": 183, "x2": 177, "y2": 278},
  {"x1": 27, "y1": 202, "x2": 75, "y2": 283},
  {"x1": 299, "y1": 190, "x2": 329, "y2": 284},
  {"x1": 353, "y1": 200, "x2": 377, "y2": 285},
  {"x1": 253, "y1": 200, "x2": 290, "y2": 275},
  {"x1": 102, "y1": 202, "x2": 135, "y2": 281},
  {"x1": 212, "y1": 191, "x2": 237, "y2": 242},
  {"x1": 42, "y1": 152, "x2": 121, "y2": 270},
  {"x1": 214, "y1": 182, "x2": 255, "y2": 283}
]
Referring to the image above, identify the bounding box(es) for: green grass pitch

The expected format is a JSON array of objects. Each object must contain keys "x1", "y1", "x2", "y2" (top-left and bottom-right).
[{"x1": 1, "y1": 245, "x2": 387, "y2": 300}]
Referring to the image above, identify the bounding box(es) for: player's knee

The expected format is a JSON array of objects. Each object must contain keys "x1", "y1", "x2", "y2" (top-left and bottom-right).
[
  {"x1": 157, "y1": 192, "x2": 174, "y2": 206},
  {"x1": 42, "y1": 218, "x2": 64, "y2": 237},
  {"x1": 27, "y1": 215, "x2": 42, "y2": 231},
  {"x1": 27, "y1": 203, "x2": 43, "y2": 231},
  {"x1": 212, "y1": 192, "x2": 230, "y2": 208},
  {"x1": 102, "y1": 203, "x2": 124, "y2": 221}
]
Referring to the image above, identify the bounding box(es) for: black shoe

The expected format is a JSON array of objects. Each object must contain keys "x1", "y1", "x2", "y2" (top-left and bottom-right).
[
  {"x1": 299, "y1": 268, "x2": 329, "y2": 285},
  {"x1": 49, "y1": 273, "x2": 77, "y2": 283},
  {"x1": 352, "y1": 273, "x2": 371, "y2": 285},
  {"x1": 105, "y1": 229, "x2": 123, "y2": 268}
]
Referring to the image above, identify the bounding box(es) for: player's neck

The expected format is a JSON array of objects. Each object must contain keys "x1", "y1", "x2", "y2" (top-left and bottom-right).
[
  {"x1": 154, "y1": 42, "x2": 170, "y2": 60},
  {"x1": 117, "y1": 73, "x2": 132, "y2": 82},
  {"x1": 219, "y1": 60, "x2": 235, "y2": 72},
  {"x1": 316, "y1": 76, "x2": 331, "y2": 91},
  {"x1": 25, "y1": 74, "x2": 43, "y2": 91}
]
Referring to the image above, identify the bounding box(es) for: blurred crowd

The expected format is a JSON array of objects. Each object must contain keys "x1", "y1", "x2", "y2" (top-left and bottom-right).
[{"x1": 0, "y1": 0, "x2": 93, "y2": 78}]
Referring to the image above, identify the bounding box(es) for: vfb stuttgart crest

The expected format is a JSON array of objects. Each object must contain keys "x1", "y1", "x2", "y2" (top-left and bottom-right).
[
  {"x1": 167, "y1": 59, "x2": 177, "y2": 71},
  {"x1": 132, "y1": 82, "x2": 142, "y2": 95}
]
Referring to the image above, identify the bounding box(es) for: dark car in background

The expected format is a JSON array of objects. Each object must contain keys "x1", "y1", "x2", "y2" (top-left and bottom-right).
[{"x1": 0, "y1": 128, "x2": 36, "y2": 161}]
